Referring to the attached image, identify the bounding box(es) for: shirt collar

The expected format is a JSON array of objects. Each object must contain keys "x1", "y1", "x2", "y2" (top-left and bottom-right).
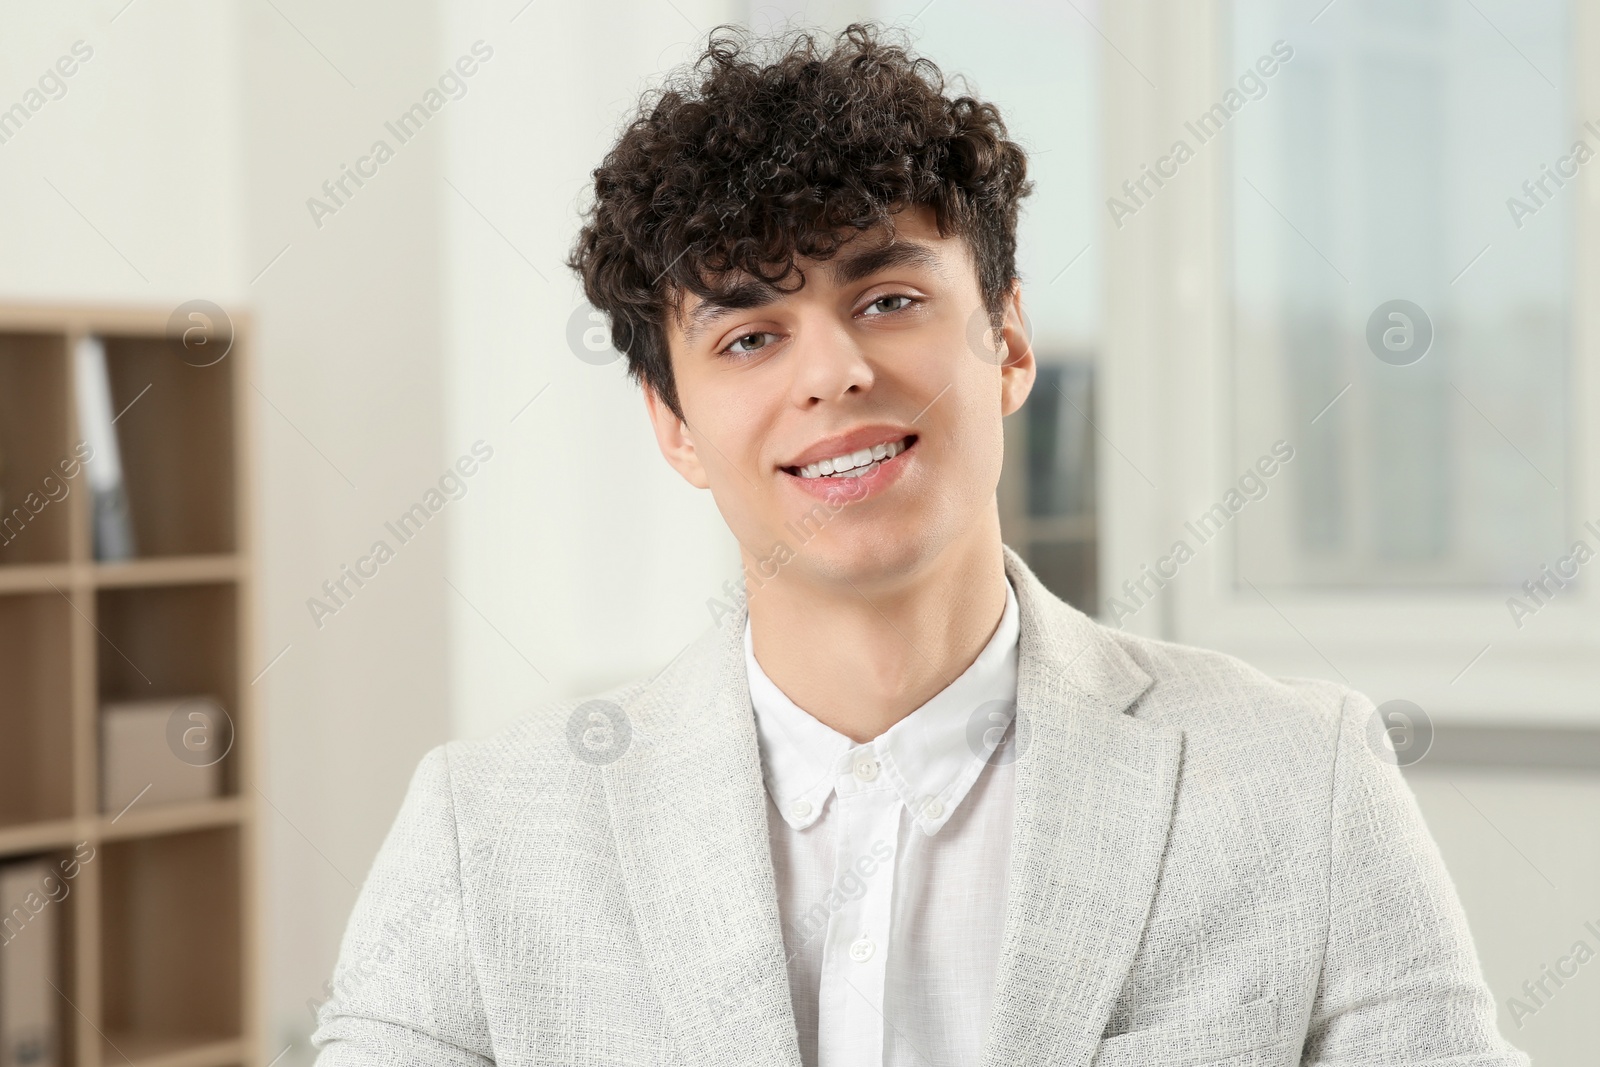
[{"x1": 743, "y1": 577, "x2": 1020, "y2": 836}]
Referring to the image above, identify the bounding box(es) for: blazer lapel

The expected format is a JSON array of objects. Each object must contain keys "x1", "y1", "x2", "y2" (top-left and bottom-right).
[
  {"x1": 603, "y1": 610, "x2": 803, "y2": 1067},
  {"x1": 982, "y1": 547, "x2": 1184, "y2": 1067}
]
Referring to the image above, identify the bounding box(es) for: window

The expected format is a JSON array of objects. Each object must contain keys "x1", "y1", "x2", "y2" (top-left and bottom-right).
[
  {"x1": 1098, "y1": 0, "x2": 1598, "y2": 718},
  {"x1": 1229, "y1": 0, "x2": 1572, "y2": 589}
]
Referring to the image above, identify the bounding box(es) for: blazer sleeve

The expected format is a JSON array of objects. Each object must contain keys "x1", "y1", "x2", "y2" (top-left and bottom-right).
[
  {"x1": 1301, "y1": 689, "x2": 1528, "y2": 1066},
  {"x1": 311, "y1": 745, "x2": 495, "y2": 1066}
]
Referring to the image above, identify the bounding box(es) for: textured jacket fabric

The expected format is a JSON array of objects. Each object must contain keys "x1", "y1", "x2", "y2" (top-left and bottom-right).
[{"x1": 312, "y1": 546, "x2": 1528, "y2": 1066}]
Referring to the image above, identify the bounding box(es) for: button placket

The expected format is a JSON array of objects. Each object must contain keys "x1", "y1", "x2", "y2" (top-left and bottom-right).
[{"x1": 816, "y1": 774, "x2": 899, "y2": 1067}]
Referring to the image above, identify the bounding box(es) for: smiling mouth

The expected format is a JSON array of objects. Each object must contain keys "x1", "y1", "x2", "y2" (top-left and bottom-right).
[{"x1": 782, "y1": 435, "x2": 917, "y2": 480}]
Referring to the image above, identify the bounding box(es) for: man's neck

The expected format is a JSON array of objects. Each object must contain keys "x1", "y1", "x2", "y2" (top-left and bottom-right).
[{"x1": 744, "y1": 514, "x2": 1011, "y2": 744}]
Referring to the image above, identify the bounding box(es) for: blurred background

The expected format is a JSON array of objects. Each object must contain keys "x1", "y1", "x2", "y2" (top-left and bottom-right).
[{"x1": 0, "y1": 0, "x2": 1594, "y2": 1063}]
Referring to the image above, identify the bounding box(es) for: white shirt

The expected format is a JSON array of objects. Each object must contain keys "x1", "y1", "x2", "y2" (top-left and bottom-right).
[{"x1": 742, "y1": 578, "x2": 1021, "y2": 1067}]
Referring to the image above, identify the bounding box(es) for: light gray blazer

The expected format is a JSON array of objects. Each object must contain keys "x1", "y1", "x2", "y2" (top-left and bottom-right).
[{"x1": 312, "y1": 546, "x2": 1527, "y2": 1066}]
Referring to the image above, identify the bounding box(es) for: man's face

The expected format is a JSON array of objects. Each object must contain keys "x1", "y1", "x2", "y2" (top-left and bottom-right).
[{"x1": 646, "y1": 205, "x2": 1035, "y2": 589}]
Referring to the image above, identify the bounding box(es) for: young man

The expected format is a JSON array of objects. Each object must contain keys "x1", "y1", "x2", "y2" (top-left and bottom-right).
[{"x1": 313, "y1": 24, "x2": 1525, "y2": 1067}]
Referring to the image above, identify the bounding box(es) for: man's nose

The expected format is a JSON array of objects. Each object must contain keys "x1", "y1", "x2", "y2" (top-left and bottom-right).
[{"x1": 786, "y1": 313, "x2": 875, "y2": 407}]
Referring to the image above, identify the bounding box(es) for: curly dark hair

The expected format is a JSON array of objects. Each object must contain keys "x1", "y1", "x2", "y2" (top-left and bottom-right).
[{"x1": 565, "y1": 22, "x2": 1033, "y2": 419}]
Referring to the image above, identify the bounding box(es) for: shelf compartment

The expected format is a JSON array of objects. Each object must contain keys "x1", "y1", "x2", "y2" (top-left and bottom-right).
[
  {"x1": 99, "y1": 827, "x2": 241, "y2": 1051},
  {"x1": 0, "y1": 333, "x2": 72, "y2": 566},
  {"x1": 99, "y1": 335, "x2": 236, "y2": 559},
  {"x1": 95, "y1": 583, "x2": 240, "y2": 801},
  {"x1": 0, "y1": 846, "x2": 85, "y2": 1067},
  {"x1": 0, "y1": 593, "x2": 75, "y2": 828}
]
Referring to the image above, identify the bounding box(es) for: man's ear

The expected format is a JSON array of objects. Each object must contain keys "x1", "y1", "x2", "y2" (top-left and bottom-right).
[
  {"x1": 997, "y1": 281, "x2": 1037, "y2": 417},
  {"x1": 643, "y1": 383, "x2": 711, "y2": 489}
]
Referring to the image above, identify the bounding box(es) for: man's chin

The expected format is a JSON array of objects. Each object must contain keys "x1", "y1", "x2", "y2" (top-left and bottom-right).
[{"x1": 757, "y1": 525, "x2": 934, "y2": 592}]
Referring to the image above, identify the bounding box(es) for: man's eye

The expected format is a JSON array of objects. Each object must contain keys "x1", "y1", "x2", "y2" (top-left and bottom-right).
[
  {"x1": 724, "y1": 331, "x2": 776, "y2": 356},
  {"x1": 863, "y1": 294, "x2": 914, "y2": 316}
]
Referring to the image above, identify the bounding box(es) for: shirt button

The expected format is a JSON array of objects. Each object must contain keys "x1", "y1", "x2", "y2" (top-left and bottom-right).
[
  {"x1": 849, "y1": 937, "x2": 875, "y2": 962},
  {"x1": 853, "y1": 758, "x2": 879, "y2": 782},
  {"x1": 922, "y1": 797, "x2": 945, "y2": 819},
  {"x1": 790, "y1": 799, "x2": 813, "y2": 820}
]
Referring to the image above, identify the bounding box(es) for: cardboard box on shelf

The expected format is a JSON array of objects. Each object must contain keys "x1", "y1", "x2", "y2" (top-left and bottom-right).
[{"x1": 100, "y1": 697, "x2": 227, "y2": 815}]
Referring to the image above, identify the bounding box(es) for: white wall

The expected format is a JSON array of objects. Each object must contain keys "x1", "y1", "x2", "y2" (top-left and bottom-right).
[
  {"x1": 236, "y1": 1, "x2": 458, "y2": 1058},
  {"x1": 0, "y1": 2, "x2": 245, "y2": 302},
  {"x1": 439, "y1": 0, "x2": 742, "y2": 745}
]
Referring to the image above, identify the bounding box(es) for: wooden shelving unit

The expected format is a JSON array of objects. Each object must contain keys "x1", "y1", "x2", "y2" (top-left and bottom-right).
[{"x1": 0, "y1": 305, "x2": 256, "y2": 1067}]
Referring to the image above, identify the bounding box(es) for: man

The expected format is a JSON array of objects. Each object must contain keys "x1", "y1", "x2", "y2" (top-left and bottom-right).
[{"x1": 313, "y1": 23, "x2": 1526, "y2": 1066}]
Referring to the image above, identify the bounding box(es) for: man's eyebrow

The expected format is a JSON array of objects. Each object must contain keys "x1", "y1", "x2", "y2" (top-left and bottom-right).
[
  {"x1": 682, "y1": 282, "x2": 781, "y2": 348},
  {"x1": 827, "y1": 240, "x2": 946, "y2": 287}
]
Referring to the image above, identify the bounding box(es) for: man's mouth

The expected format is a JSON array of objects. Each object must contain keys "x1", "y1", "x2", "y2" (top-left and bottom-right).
[{"x1": 782, "y1": 435, "x2": 916, "y2": 480}]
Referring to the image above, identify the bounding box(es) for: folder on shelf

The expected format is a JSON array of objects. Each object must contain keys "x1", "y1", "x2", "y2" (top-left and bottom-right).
[
  {"x1": 72, "y1": 334, "x2": 137, "y2": 561},
  {"x1": 100, "y1": 697, "x2": 225, "y2": 815},
  {"x1": 0, "y1": 859, "x2": 58, "y2": 1067}
]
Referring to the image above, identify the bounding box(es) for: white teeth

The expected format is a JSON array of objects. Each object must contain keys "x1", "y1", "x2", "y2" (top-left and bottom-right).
[{"x1": 794, "y1": 437, "x2": 910, "y2": 478}]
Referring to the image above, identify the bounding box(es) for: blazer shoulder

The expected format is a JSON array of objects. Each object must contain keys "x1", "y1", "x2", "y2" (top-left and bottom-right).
[
  {"x1": 1103, "y1": 624, "x2": 1354, "y2": 749},
  {"x1": 436, "y1": 618, "x2": 734, "y2": 826},
  {"x1": 437, "y1": 675, "x2": 654, "y2": 790}
]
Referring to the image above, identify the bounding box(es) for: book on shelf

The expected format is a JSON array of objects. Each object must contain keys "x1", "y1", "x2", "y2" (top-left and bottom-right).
[
  {"x1": 72, "y1": 334, "x2": 136, "y2": 561},
  {"x1": 0, "y1": 859, "x2": 58, "y2": 1067}
]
